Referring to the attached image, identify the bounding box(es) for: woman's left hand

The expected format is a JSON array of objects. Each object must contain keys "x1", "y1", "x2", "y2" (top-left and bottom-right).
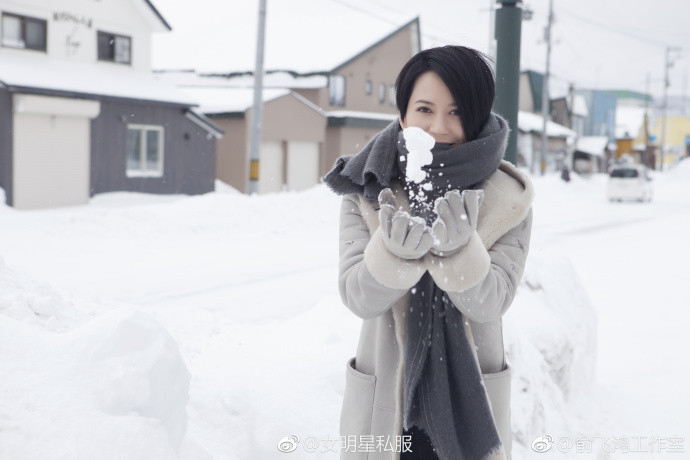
[{"x1": 429, "y1": 189, "x2": 483, "y2": 256}]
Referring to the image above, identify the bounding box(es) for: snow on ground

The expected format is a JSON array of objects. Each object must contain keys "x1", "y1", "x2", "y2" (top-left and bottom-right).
[{"x1": 1, "y1": 160, "x2": 689, "y2": 459}]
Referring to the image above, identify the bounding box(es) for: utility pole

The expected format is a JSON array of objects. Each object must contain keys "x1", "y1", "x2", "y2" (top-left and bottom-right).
[
  {"x1": 247, "y1": 0, "x2": 267, "y2": 194},
  {"x1": 660, "y1": 46, "x2": 682, "y2": 171},
  {"x1": 644, "y1": 72, "x2": 651, "y2": 168},
  {"x1": 538, "y1": 0, "x2": 554, "y2": 176},
  {"x1": 493, "y1": 0, "x2": 524, "y2": 166},
  {"x1": 488, "y1": 0, "x2": 496, "y2": 60}
]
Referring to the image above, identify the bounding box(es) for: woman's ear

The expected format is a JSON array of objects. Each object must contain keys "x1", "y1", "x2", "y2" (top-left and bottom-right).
[{"x1": 398, "y1": 115, "x2": 406, "y2": 129}]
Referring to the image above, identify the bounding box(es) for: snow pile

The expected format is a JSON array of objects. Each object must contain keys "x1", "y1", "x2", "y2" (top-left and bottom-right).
[
  {"x1": 667, "y1": 156, "x2": 690, "y2": 180},
  {"x1": 0, "y1": 257, "x2": 85, "y2": 331},
  {"x1": 86, "y1": 309, "x2": 191, "y2": 451},
  {"x1": 0, "y1": 262, "x2": 190, "y2": 459},
  {"x1": 505, "y1": 251, "x2": 598, "y2": 457}
]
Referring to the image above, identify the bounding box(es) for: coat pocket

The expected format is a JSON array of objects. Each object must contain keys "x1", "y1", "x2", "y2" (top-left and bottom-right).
[
  {"x1": 482, "y1": 364, "x2": 512, "y2": 460},
  {"x1": 340, "y1": 357, "x2": 377, "y2": 454}
]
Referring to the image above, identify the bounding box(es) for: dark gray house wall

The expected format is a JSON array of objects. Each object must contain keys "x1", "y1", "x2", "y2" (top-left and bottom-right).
[
  {"x1": 91, "y1": 99, "x2": 216, "y2": 196},
  {"x1": 0, "y1": 88, "x2": 12, "y2": 206}
]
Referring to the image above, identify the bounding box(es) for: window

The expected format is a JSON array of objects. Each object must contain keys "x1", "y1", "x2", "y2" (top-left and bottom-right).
[
  {"x1": 1, "y1": 12, "x2": 47, "y2": 51},
  {"x1": 610, "y1": 168, "x2": 639, "y2": 178},
  {"x1": 365, "y1": 80, "x2": 372, "y2": 95},
  {"x1": 126, "y1": 125, "x2": 163, "y2": 177},
  {"x1": 378, "y1": 83, "x2": 386, "y2": 104},
  {"x1": 328, "y1": 75, "x2": 345, "y2": 106},
  {"x1": 98, "y1": 31, "x2": 131, "y2": 64},
  {"x1": 388, "y1": 85, "x2": 396, "y2": 106}
]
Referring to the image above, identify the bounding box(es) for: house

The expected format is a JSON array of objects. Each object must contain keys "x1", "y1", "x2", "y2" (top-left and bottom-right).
[
  {"x1": 572, "y1": 136, "x2": 610, "y2": 174},
  {"x1": 179, "y1": 86, "x2": 327, "y2": 194},
  {"x1": 158, "y1": 18, "x2": 420, "y2": 194},
  {"x1": 517, "y1": 110, "x2": 576, "y2": 172},
  {"x1": 517, "y1": 71, "x2": 576, "y2": 171},
  {"x1": 551, "y1": 84, "x2": 588, "y2": 137},
  {"x1": 576, "y1": 89, "x2": 617, "y2": 139},
  {"x1": 649, "y1": 115, "x2": 690, "y2": 167},
  {"x1": 0, "y1": 0, "x2": 222, "y2": 209}
]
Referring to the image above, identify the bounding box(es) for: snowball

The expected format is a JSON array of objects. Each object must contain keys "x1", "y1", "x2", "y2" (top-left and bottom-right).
[{"x1": 402, "y1": 127, "x2": 434, "y2": 184}]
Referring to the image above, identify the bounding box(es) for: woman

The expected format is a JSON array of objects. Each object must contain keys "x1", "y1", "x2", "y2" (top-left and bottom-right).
[{"x1": 324, "y1": 46, "x2": 534, "y2": 460}]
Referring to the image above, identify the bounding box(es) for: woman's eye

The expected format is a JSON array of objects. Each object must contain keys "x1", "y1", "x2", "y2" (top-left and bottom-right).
[
  {"x1": 450, "y1": 110, "x2": 459, "y2": 116},
  {"x1": 417, "y1": 107, "x2": 431, "y2": 113}
]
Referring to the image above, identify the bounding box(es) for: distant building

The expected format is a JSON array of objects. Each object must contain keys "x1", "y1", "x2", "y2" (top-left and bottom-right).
[
  {"x1": 576, "y1": 89, "x2": 617, "y2": 139},
  {"x1": 0, "y1": 0, "x2": 222, "y2": 209},
  {"x1": 517, "y1": 70, "x2": 576, "y2": 172},
  {"x1": 158, "y1": 18, "x2": 420, "y2": 194},
  {"x1": 517, "y1": 111, "x2": 576, "y2": 172}
]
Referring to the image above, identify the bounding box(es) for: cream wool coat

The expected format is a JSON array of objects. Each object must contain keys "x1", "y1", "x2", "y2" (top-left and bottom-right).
[{"x1": 338, "y1": 160, "x2": 534, "y2": 460}]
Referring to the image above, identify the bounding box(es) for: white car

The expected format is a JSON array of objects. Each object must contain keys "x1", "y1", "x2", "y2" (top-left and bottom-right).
[{"x1": 608, "y1": 164, "x2": 653, "y2": 202}]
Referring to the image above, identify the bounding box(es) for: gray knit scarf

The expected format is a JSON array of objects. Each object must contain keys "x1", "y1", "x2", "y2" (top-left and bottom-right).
[{"x1": 324, "y1": 113, "x2": 509, "y2": 460}]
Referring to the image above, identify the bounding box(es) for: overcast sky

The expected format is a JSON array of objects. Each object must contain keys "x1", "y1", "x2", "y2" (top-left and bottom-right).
[{"x1": 150, "y1": 0, "x2": 690, "y2": 99}]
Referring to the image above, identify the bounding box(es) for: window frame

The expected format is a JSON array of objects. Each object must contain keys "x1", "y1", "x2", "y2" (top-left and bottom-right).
[
  {"x1": 378, "y1": 83, "x2": 386, "y2": 104},
  {"x1": 365, "y1": 79, "x2": 372, "y2": 95},
  {"x1": 126, "y1": 124, "x2": 164, "y2": 178},
  {"x1": 388, "y1": 85, "x2": 396, "y2": 107},
  {"x1": 328, "y1": 74, "x2": 346, "y2": 107},
  {"x1": 97, "y1": 30, "x2": 132, "y2": 65},
  {"x1": 0, "y1": 12, "x2": 47, "y2": 52}
]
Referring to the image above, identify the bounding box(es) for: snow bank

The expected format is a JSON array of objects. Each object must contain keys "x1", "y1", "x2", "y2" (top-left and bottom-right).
[
  {"x1": 0, "y1": 257, "x2": 86, "y2": 331},
  {"x1": 82, "y1": 309, "x2": 191, "y2": 451},
  {"x1": 505, "y1": 250, "x2": 598, "y2": 457},
  {"x1": 0, "y1": 261, "x2": 190, "y2": 459}
]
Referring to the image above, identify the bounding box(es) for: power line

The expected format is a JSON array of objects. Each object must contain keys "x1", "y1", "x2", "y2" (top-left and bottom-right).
[
  {"x1": 324, "y1": 0, "x2": 463, "y2": 48},
  {"x1": 556, "y1": 6, "x2": 680, "y2": 49}
]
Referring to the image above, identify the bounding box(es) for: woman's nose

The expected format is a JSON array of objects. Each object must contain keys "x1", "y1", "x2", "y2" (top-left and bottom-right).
[{"x1": 428, "y1": 115, "x2": 449, "y2": 137}]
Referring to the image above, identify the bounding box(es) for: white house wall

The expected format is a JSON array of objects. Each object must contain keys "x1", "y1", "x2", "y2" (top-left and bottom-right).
[
  {"x1": 0, "y1": 0, "x2": 151, "y2": 71},
  {"x1": 12, "y1": 94, "x2": 100, "y2": 209},
  {"x1": 258, "y1": 141, "x2": 283, "y2": 194},
  {"x1": 286, "y1": 141, "x2": 318, "y2": 192}
]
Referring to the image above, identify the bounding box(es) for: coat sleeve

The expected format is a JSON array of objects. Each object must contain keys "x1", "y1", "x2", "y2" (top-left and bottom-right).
[
  {"x1": 338, "y1": 195, "x2": 425, "y2": 320},
  {"x1": 426, "y1": 208, "x2": 533, "y2": 323}
]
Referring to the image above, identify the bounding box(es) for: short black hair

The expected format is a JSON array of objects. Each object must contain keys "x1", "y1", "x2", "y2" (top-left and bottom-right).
[{"x1": 395, "y1": 46, "x2": 495, "y2": 142}]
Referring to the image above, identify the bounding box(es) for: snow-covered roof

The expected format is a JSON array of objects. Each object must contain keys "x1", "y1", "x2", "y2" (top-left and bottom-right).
[
  {"x1": 518, "y1": 111, "x2": 577, "y2": 140},
  {"x1": 0, "y1": 52, "x2": 196, "y2": 105},
  {"x1": 616, "y1": 105, "x2": 646, "y2": 139},
  {"x1": 571, "y1": 95, "x2": 588, "y2": 117},
  {"x1": 155, "y1": 70, "x2": 328, "y2": 89},
  {"x1": 327, "y1": 110, "x2": 398, "y2": 121},
  {"x1": 184, "y1": 109, "x2": 224, "y2": 138},
  {"x1": 177, "y1": 87, "x2": 291, "y2": 114},
  {"x1": 575, "y1": 136, "x2": 609, "y2": 157},
  {"x1": 211, "y1": 72, "x2": 328, "y2": 89}
]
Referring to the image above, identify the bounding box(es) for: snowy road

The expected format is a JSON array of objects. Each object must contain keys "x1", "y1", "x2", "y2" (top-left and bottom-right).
[{"x1": 1, "y1": 165, "x2": 689, "y2": 459}]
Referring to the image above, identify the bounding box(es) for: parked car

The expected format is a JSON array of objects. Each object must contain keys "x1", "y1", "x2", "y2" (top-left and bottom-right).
[{"x1": 608, "y1": 164, "x2": 653, "y2": 202}]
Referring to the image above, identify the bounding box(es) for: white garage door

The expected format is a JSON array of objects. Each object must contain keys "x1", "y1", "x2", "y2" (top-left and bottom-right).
[
  {"x1": 286, "y1": 141, "x2": 319, "y2": 192},
  {"x1": 258, "y1": 141, "x2": 283, "y2": 194},
  {"x1": 12, "y1": 95, "x2": 99, "y2": 209}
]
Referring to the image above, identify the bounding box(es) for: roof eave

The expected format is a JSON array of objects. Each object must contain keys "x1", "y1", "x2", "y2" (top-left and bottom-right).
[{"x1": 330, "y1": 17, "x2": 420, "y2": 74}]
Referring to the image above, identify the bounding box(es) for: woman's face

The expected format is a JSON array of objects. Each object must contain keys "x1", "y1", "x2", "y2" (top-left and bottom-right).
[{"x1": 399, "y1": 71, "x2": 466, "y2": 146}]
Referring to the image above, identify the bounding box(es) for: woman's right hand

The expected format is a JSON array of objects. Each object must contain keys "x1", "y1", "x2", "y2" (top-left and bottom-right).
[{"x1": 378, "y1": 188, "x2": 434, "y2": 260}]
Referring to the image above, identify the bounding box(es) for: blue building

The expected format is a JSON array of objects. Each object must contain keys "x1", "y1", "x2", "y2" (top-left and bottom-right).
[{"x1": 576, "y1": 90, "x2": 617, "y2": 139}]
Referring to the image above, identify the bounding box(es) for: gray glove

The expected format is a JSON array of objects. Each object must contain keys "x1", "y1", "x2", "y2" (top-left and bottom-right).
[
  {"x1": 378, "y1": 188, "x2": 434, "y2": 260},
  {"x1": 430, "y1": 189, "x2": 484, "y2": 257}
]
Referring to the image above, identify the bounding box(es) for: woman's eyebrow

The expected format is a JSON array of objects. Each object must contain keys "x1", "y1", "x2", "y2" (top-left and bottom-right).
[{"x1": 414, "y1": 99, "x2": 457, "y2": 108}]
